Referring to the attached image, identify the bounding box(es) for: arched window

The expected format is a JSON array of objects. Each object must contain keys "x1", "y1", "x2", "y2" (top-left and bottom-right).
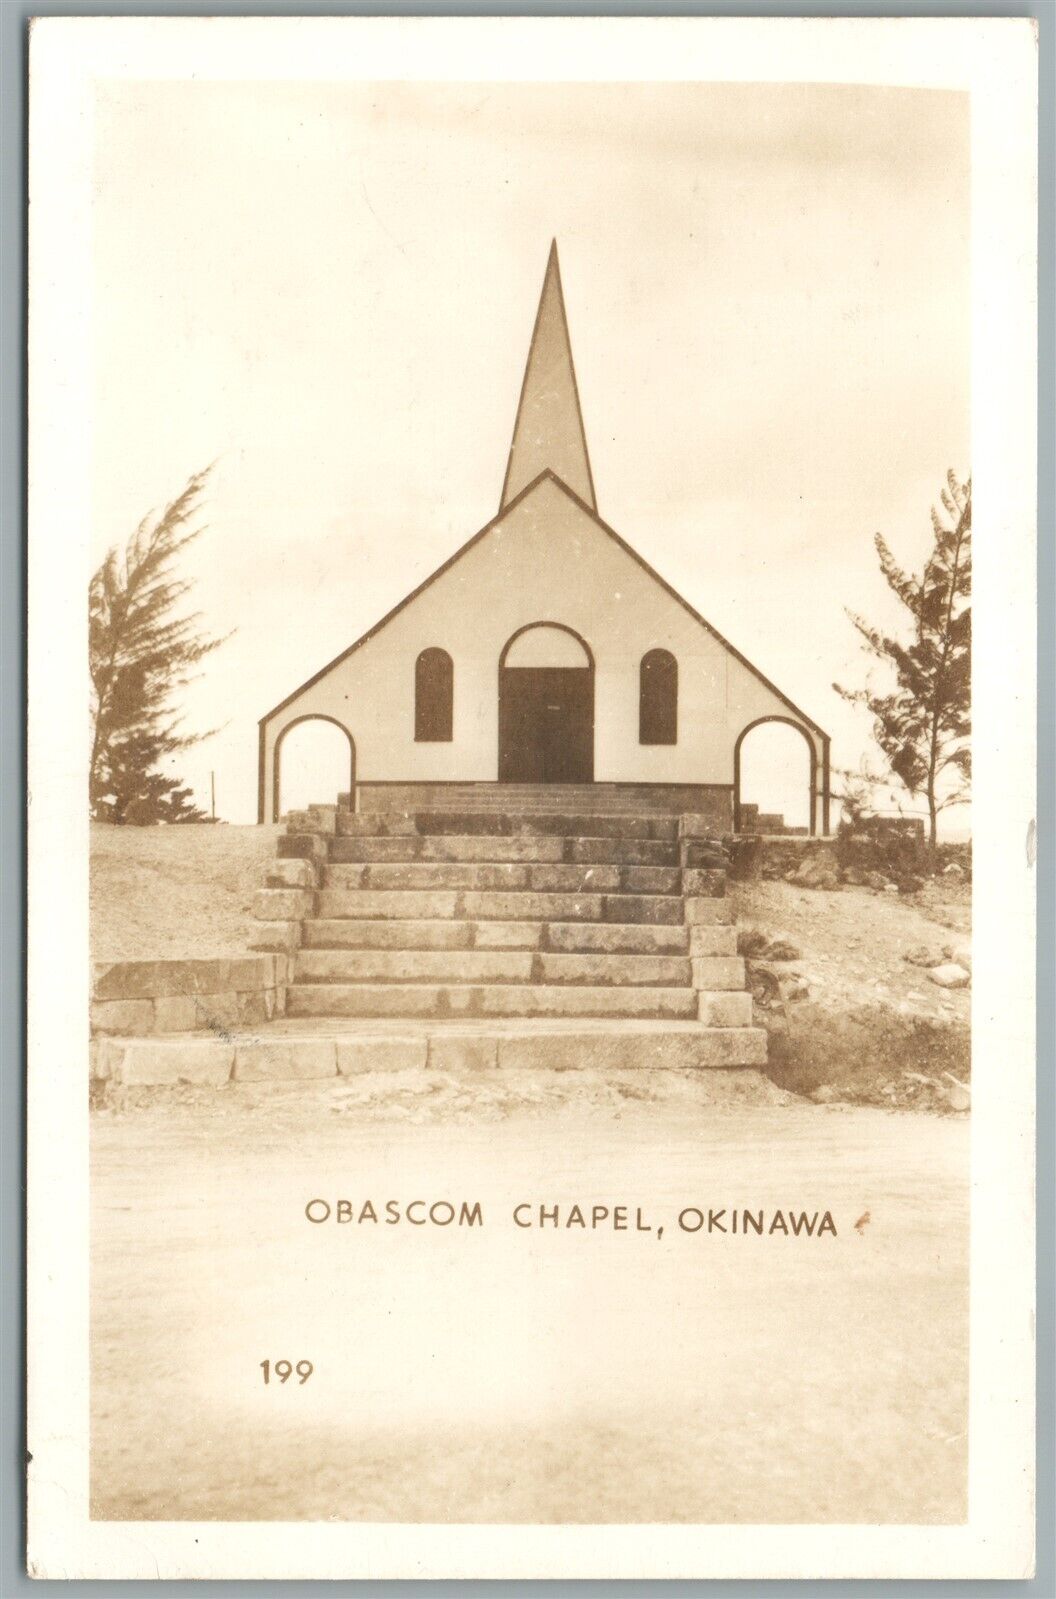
[
  {"x1": 639, "y1": 649, "x2": 678, "y2": 744},
  {"x1": 415, "y1": 648, "x2": 453, "y2": 741}
]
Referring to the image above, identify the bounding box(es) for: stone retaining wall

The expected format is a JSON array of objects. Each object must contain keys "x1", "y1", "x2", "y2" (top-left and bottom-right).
[{"x1": 91, "y1": 955, "x2": 290, "y2": 1038}]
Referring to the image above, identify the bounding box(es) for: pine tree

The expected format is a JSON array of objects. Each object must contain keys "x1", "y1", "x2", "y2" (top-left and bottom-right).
[
  {"x1": 89, "y1": 467, "x2": 228, "y2": 824},
  {"x1": 835, "y1": 471, "x2": 971, "y2": 848}
]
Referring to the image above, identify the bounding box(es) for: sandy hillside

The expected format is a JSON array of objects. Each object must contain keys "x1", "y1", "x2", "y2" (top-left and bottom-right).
[
  {"x1": 90, "y1": 822, "x2": 282, "y2": 961},
  {"x1": 731, "y1": 876, "x2": 970, "y2": 1103}
]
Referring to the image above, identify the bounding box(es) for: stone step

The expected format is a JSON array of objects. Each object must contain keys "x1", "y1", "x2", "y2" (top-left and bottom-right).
[
  {"x1": 315, "y1": 889, "x2": 686, "y2": 924},
  {"x1": 329, "y1": 833, "x2": 679, "y2": 866},
  {"x1": 335, "y1": 810, "x2": 679, "y2": 841},
  {"x1": 303, "y1": 919, "x2": 691, "y2": 954},
  {"x1": 698, "y1": 991, "x2": 754, "y2": 1026},
  {"x1": 690, "y1": 956, "x2": 747, "y2": 991},
  {"x1": 322, "y1": 861, "x2": 682, "y2": 895},
  {"x1": 688, "y1": 924, "x2": 739, "y2": 956},
  {"x1": 96, "y1": 1016, "x2": 769, "y2": 1083},
  {"x1": 546, "y1": 921, "x2": 690, "y2": 954},
  {"x1": 286, "y1": 983, "x2": 700, "y2": 1021},
  {"x1": 349, "y1": 782, "x2": 715, "y2": 816},
  {"x1": 294, "y1": 949, "x2": 693, "y2": 989}
]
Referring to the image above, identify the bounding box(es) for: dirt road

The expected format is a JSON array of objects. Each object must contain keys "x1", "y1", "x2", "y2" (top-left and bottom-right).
[{"x1": 91, "y1": 1077, "x2": 968, "y2": 1523}]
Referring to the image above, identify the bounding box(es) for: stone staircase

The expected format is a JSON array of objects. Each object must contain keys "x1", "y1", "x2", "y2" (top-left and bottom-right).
[{"x1": 248, "y1": 796, "x2": 767, "y2": 1072}]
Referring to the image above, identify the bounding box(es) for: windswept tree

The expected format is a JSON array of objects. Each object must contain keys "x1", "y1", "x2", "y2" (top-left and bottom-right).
[
  {"x1": 835, "y1": 471, "x2": 971, "y2": 847},
  {"x1": 89, "y1": 466, "x2": 228, "y2": 824}
]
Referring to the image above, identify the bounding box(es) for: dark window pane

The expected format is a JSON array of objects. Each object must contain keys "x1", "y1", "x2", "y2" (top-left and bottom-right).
[
  {"x1": 639, "y1": 649, "x2": 677, "y2": 744},
  {"x1": 415, "y1": 648, "x2": 453, "y2": 741}
]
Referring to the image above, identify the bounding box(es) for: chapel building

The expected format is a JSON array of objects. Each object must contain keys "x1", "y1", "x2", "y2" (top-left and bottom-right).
[{"x1": 258, "y1": 243, "x2": 830, "y2": 833}]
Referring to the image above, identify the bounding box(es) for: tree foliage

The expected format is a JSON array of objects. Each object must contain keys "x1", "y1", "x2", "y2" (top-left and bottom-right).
[
  {"x1": 834, "y1": 471, "x2": 971, "y2": 846},
  {"x1": 89, "y1": 467, "x2": 228, "y2": 824}
]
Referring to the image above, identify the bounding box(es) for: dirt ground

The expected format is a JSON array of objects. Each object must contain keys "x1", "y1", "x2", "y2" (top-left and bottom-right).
[
  {"x1": 91, "y1": 822, "x2": 282, "y2": 960},
  {"x1": 730, "y1": 879, "x2": 971, "y2": 1104},
  {"x1": 91, "y1": 1079, "x2": 968, "y2": 1525}
]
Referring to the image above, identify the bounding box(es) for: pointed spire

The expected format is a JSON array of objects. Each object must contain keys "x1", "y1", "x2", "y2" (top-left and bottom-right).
[{"x1": 500, "y1": 241, "x2": 596, "y2": 513}]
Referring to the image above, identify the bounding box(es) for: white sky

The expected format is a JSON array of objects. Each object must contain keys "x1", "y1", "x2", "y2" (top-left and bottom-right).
[{"x1": 90, "y1": 80, "x2": 970, "y2": 829}]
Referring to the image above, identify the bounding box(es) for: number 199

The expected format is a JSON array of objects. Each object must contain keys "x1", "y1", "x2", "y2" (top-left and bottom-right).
[{"x1": 260, "y1": 1358, "x2": 313, "y2": 1384}]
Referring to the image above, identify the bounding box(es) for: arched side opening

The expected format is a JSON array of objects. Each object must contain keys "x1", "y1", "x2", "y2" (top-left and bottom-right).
[
  {"x1": 734, "y1": 716, "x2": 818, "y2": 837},
  {"x1": 498, "y1": 622, "x2": 594, "y2": 783},
  {"x1": 639, "y1": 648, "x2": 678, "y2": 745},
  {"x1": 270, "y1": 714, "x2": 356, "y2": 822},
  {"x1": 415, "y1": 648, "x2": 454, "y2": 742}
]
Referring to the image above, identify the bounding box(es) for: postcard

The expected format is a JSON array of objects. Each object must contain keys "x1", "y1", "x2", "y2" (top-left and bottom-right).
[{"x1": 26, "y1": 16, "x2": 1037, "y2": 1580}]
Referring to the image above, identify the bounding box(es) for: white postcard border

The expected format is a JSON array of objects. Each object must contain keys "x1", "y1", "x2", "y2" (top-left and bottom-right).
[{"x1": 27, "y1": 15, "x2": 1037, "y2": 1580}]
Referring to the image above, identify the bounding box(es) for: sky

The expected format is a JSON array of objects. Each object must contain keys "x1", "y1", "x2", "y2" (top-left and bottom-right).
[{"x1": 90, "y1": 80, "x2": 970, "y2": 829}]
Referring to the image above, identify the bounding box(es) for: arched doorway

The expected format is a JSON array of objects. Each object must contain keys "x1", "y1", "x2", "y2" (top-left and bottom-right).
[
  {"x1": 272, "y1": 715, "x2": 356, "y2": 820},
  {"x1": 734, "y1": 717, "x2": 816, "y2": 835},
  {"x1": 498, "y1": 623, "x2": 594, "y2": 783}
]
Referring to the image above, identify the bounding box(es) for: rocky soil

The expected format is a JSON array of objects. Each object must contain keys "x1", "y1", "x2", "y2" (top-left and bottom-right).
[{"x1": 730, "y1": 876, "x2": 970, "y2": 1111}]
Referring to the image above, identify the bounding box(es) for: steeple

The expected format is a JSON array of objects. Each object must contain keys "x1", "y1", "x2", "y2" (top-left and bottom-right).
[{"x1": 500, "y1": 241, "x2": 596, "y2": 513}]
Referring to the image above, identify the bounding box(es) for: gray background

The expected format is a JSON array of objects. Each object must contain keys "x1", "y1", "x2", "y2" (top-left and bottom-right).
[{"x1": 2, "y1": 0, "x2": 1051, "y2": 1592}]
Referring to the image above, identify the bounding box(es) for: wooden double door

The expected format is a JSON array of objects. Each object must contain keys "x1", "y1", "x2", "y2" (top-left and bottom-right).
[{"x1": 498, "y1": 666, "x2": 594, "y2": 783}]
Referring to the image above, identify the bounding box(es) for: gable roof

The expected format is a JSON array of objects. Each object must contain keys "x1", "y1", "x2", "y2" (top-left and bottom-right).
[
  {"x1": 500, "y1": 240, "x2": 596, "y2": 513},
  {"x1": 260, "y1": 467, "x2": 829, "y2": 739}
]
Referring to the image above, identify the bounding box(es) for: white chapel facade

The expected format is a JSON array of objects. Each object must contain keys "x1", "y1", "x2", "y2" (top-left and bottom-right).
[{"x1": 258, "y1": 244, "x2": 831, "y2": 833}]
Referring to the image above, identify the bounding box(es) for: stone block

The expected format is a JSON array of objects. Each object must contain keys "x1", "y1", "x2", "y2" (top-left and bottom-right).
[
  {"x1": 286, "y1": 985, "x2": 440, "y2": 1019},
  {"x1": 305, "y1": 919, "x2": 471, "y2": 950},
  {"x1": 249, "y1": 920, "x2": 302, "y2": 954},
  {"x1": 698, "y1": 991, "x2": 753, "y2": 1026},
  {"x1": 689, "y1": 924, "x2": 738, "y2": 956},
  {"x1": 335, "y1": 811, "x2": 418, "y2": 837},
  {"x1": 296, "y1": 948, "x2": 534, "y2": 986},
  {"x1": 90, "y1": 998, "x2": 155, "y2": 1036},
  {"x1": 681, "y1": 869, "x2": 727, "y2": 897},
  {"x1": 527, "y1": 863, "x2": 620, "y2": 893},
  {"x1": 265, "y1": 858, "x2": 317, "y2": 889},
  {"x1": 567, "y1": 837, "x2": 676, "y2": 866},
  {"x1": 317, "y1": 889, "x2": 460, "y2": 920},
  {"x1": 427, "y1": 1033, "x2": 499, "y2": 1072},
  {"x1": 116, "y1": 1039, "x2": 235, "y2": 1086},
  {"x1": 152, "y1": 995, "x2": 201, "y2": 1033},
  {"x1": 254, "y1": 887, "x2": 314, "y2": 921},
  {"x1": 497, "y1": 1027, "x2": 764, "y2": 1072},
  {"x1": 684, "y1": 897, "x2": 733, "y2": 926},
  {"x1": 306, "y1": 805, "x2": 338, "y2": 834},
  {"x1": 92, "y1": 1037, "x2": 122, "y2": 1078},
  {"x1": 337, "y1": 1036, "x2": 428, "y2": 1074},
  {"x1": 546, "y1": 921, "x2": 688, "y2": 954},
  {"x1": 475, "y1": 985, "x2": 698, "y2": 1020},
  {"x1": 691, "y1": 956, "x2": 746, "y2": 991},
  {"x1": 234, "y1": 1040, "x2": 337, "y2": 1081},
  {"x1": 278, "y1": 832, "x2": 328, "y2": 864},
  {"x1": 619, "y1": 865, "x2": 682, "y2": 894},
  {"x1": 537, "y1": 952, "x2": 691, "y2": 988},
  {"x1": 680, "y1": 840, "x2": 730, "y2": 869},
  {"x1": 460, "y1": 891, "x2": 605, "y2": 923},
  {"x1": 195, "y1": 992, "x2": 243, "y2": 1029},
  {"x1": 238, "y1": 990, "x2": 270, "y2": 1025},
  {"x1": 471, "y1": 921, "x2": 543, "y2": 950},
  {"x1": 601, "y1": 894, "x2": 684, "y2": 925},
  {"x1": 680, "y1": 812, "x2": 726, "y2": 839},
  {"x1": 93, "y1": 958, "x2": 232, "y2": 1000}
]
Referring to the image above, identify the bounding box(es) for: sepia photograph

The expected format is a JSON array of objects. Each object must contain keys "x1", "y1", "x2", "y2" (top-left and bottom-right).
[{"x1": 26, "y1": 15, "x2": 1037, "y2": 1582}]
